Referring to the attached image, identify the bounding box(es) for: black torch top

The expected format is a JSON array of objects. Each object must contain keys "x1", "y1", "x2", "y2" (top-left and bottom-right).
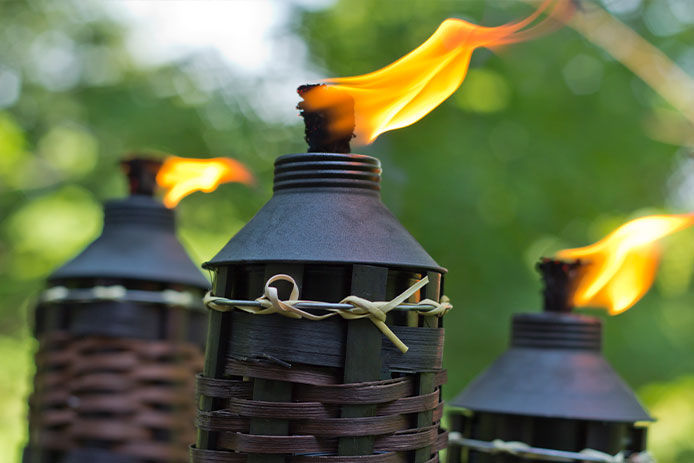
[
  {"x1": 49, "y1": 156, "x2": 209, "y2": 289},
  {"x1": 204, "y1": 152, "x2": 443, "y2": 272},
  {"x1": 449, "y1": 257, "x2": 652, "y2": 423},
  {"x1": 205, "y1": 86, "x2": 442, "y2": 272}
]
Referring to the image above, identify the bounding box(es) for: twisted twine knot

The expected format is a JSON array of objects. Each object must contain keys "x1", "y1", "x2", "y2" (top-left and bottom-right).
[{"x1": 204, "y1": 273, "x2": 452, "y2": 353}]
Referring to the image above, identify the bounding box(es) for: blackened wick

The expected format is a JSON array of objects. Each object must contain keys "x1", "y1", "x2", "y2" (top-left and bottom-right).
[
  {"x1": 537, "y1": 257, "x2": 582, "y2": 313},
  {"x1": 121, "y1": 157, "x2": 163, "y2": 196},
  {"x1": 297, "y1": 84, "x2": 355, "y2": 153}
]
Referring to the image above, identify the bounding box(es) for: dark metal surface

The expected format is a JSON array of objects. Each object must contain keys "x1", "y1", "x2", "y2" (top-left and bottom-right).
[
  {"x1": 205, "y1": 153, "x2": 444, "y2": 273},
  {"x1": 450, "y1": 311, "x2": 651, "y2": 422},
  {"x1": 511, "y1": 312, "x2": 602, "y2": 350},
  {"x1": 50, "y1": 195, "x2": 210, "y2": 289}
]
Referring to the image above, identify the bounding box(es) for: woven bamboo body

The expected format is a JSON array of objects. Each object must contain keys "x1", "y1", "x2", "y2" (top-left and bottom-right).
[
  {"x1": 193, "y1": 265, "x2": 448, "y2": 463},
  {"x1": 29, "y1": 332, "x2": 202, "y2": 462},
  {"x1": 25, "y1": 287, "x2": 207, "y2": 463}
]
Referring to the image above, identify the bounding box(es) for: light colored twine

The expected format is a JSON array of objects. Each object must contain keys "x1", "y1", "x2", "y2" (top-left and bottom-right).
[
  {"x1": 204, "y1": 274, "x2": 451, "y2": 353},
  {"x1": 448, "y1": 433, "x2": 655, "y2": 463},
  {"x1": 42, "y1": 285, "x2": 201, "y2": 308}
]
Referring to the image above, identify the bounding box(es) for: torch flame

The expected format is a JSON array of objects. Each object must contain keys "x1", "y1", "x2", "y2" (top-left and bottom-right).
[
  {"x1": 557, "y1": 214, "x2": 694, "y2": 315},
  {"x1": 156, "y1": 156, "x2": 254, "y2": 208},
  {"x1": 301, "y1": 0, "x2": 573, "y2": 145}
]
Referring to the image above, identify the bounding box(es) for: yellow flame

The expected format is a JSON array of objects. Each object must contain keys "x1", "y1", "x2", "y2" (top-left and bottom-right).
[
  {"x1": 301, "y1": 0, "x2": 573, "y2": 145},
  {"x1": 156, "y1": 156, "x2": 254, "y2": 208},
  {"x1": 557, "y1": 214, "x2": 694, "y2": 315}
]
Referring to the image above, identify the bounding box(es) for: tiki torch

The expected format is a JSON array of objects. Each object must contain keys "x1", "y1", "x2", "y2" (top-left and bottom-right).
[
  {"x1": 23, "y1": 155, "x2": 248, "y2": 463},
  {"x1": 191, "y1": 86, "x2": 452, "y2": 463},
  {"x1": 447, "y1": 214, "x2": 694, "y2": 463}
]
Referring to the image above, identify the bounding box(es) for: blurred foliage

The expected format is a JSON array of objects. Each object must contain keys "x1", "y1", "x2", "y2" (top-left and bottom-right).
[
  {"x1": 0, "y1": 0, "x2": 693, "y2": 461},
  {"x1": 640, "y1": 376, "x2": 694, "y2": 462}
]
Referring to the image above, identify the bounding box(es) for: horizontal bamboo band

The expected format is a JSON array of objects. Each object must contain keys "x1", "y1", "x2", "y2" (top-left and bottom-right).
[
  {"x1": 223, "y1": 357, "x2": 446, "y2": 388},
  {"x1": 197, "y1": 390, "x2": 441, "y2": 419},
  {"x1": 189, "y1": 447, "x2": 442, "y2": 463},
  {"x1": 195, "y1": 374, "x2": 253, "y2": 400},
  {"x1": 215, "y1": 426, "x2": 446, "y2": 455},
  {"x1": 227, "y1": 311, "x2": 444, "y2": 371},
  {"x1": 298, "y1": 370, "x2": 446, "y2": 403},
  {"x1": 196, "y1": 403, "x2": 445, "y2": 435},
  {"x1": 29, "y1": 332, "x2": 202, "y2": 463},
  {"x1": 225, "y1": 357, "x2": 340, "y2": 385},
  {"x1": 206, "y1": 360, "x2": 446, "y2": 399}
]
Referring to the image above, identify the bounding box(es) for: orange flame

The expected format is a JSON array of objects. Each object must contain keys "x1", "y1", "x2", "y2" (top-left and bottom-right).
[
  {"x1": 156, "y1": 156, "x2": 254, "y2": 208},
  {"x1": 557, "y1": 214, "x2": 694, "y2": 315},
  {"x1": 301, "y1": 0, "x2": 573, "y2": 145}
]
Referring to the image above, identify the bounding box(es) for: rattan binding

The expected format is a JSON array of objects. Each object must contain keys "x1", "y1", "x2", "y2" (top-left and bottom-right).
[
  {"x1": 29, "y1": 332, "x2": 203, "y2": 462},
  {"x1": 193, "y1": 360, "x2": 447, "y2": 461}
]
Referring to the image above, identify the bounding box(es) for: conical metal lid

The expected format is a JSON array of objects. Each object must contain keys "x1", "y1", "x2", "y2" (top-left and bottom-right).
[
  {"x1": 451, "y1": 312, "x2": 652, "y2": 423},
  {"x1": 49, "y1": 159, "x2": 209, "y2": 289},
  {"x1": 205, "y1": 153, "x2": 444, "y2": 272}
]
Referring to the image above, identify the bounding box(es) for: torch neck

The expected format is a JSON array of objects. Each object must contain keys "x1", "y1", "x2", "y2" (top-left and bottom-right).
[
  {"x1": 511, "y1": 311, "x2": 602, "y2": 351},
  {"x1": 103, "y1": 196, "x2": 175, "y2": 230},
  {"x1": 273, "y1": 153, "x2": 381, "y2": 192}
]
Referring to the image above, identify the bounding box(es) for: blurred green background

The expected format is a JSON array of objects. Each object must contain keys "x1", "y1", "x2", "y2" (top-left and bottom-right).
[{"x1": 1, "y1": 0, "x2": 694, "y2": 461}]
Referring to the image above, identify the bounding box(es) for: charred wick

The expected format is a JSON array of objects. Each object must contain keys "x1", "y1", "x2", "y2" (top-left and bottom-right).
[
  {"x1": 121, "y1": 157, "x2": 163, "y2": 196},
  {"x1": 537, "y1": 257, "x2": 582, "y2": 313},
  {"x1": 297, "y1": 84, "x2": 355, "y2": 154}
]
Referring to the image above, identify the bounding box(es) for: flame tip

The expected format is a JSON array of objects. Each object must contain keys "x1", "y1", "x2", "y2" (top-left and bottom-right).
[
  {"x1": 305, "y1": 0, "x2": 572, "y2": 145},
  {"x1": 155, "y1": 156, "x2": 253, "y2": 207},
  {"x1": 556, "y1": 213, "x2": 694, "y2": 315}
]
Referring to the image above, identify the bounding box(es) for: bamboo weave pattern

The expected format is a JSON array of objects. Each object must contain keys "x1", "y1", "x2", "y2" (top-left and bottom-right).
[
  {"x1": 192, "y1": 363, "x2": 448, "y2": 462},
  {"x1": 29, "y1": 332, "x2": 203, "y2": 462}
]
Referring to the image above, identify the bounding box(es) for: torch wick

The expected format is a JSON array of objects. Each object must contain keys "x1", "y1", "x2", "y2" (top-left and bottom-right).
[
  {"x1": 537, "y1": 257, "x2": 581, "y2": 313},
  {"x1": 297, "y1": 84, "x2": 355, "y2": 154},
  {"x1": 121, "y1": 157, "x2": 163, "y2": 197}
]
